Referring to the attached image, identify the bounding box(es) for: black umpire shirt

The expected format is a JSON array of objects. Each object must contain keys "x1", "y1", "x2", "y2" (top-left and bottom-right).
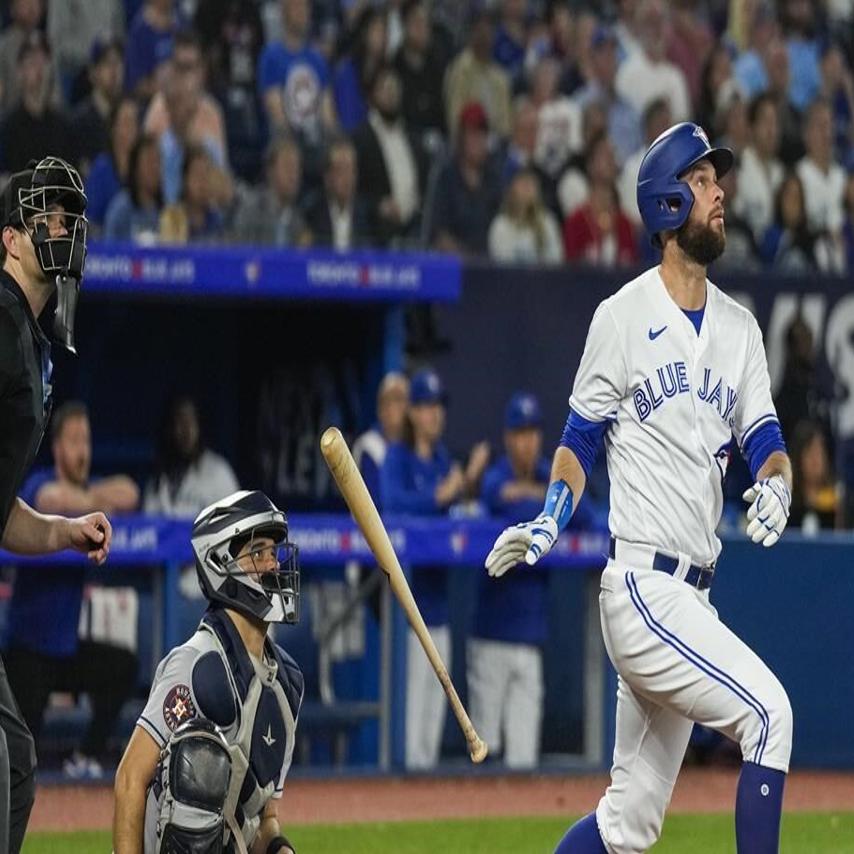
[{"x1": 0, "y1": 269, "x2": 52, "y2": 534}]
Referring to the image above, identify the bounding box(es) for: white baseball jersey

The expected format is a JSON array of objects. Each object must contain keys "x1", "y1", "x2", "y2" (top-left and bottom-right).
[{"x1": 570, "y1": 266, "x2": 778, "y2": 564}]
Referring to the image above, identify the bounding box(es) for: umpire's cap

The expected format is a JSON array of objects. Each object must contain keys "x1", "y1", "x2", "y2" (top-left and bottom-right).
[
  {"x1": 0, "y1": 169, "x2": 34, "y2": 228},
  {"x1": 636, "y1": 122, "x2": 733, "y2": 247}
]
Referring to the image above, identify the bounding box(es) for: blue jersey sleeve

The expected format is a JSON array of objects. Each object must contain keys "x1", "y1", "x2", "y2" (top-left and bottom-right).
[
  {"x1": 19, "y1": 469, "x2": 54, "y2": 509},
  {"x1": 480, "y1": 463, "x2": 506, "y2": 514},
  {"x1": 742, "y1": 420, "x2": 787, "y2": 481},
  {"x1": 559, "y1": 410, "x2": 609, "y2": 478}
]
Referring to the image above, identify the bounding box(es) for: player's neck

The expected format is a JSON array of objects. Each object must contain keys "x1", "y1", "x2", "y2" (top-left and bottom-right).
[
  {"x1": 658, "y1": 254, "x2": 706, "y2": 311},
  {"x1": 225, "y1": 608, "x2": 267, "y2": 660}
]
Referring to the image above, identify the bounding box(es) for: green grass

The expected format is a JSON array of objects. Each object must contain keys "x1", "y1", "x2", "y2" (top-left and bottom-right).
[{"x1": 21, "y1": 813, "x2": 854, "y2": 853}]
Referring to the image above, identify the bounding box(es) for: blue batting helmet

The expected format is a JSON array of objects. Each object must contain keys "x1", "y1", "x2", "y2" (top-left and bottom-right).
[{"x1": 636, "y1": 122, "x2": 733, "y2": 246}]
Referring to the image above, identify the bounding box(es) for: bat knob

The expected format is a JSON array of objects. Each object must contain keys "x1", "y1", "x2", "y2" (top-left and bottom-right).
[{"x1": 469, "y1": 738, "x2": 488, "y2": 764}]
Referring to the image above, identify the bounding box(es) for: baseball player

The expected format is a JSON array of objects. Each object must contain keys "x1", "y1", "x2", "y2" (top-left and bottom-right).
[
  {"x1": 0, "y1": 155, "x2": 112, "y2": 852},
  {"x1": 486, "y1": 123, "x2": 793, "y2": 854},
  {"x1": 113, "y1": 490, "x2": 303, "y2": 854},
  {"x1": 468, "y1": 392, "x2": 551, "y2": 769}
]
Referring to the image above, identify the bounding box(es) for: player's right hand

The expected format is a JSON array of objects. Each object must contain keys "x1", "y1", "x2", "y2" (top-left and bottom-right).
[{"x1": 484, "y1": 513, "x2": 559, "y2": 577}]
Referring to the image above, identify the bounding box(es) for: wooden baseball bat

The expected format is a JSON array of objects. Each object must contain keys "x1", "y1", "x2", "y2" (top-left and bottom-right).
[{"x1": 320, "y1": 426, "x2": 488, "y2": 764}]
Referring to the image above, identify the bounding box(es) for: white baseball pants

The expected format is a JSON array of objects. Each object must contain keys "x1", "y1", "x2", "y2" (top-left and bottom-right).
[
  {"x1": 595, "y1": 552, "x2": 792, "y2": 854},
  {"x1": 405, "y1": 625, "x2": 451, "y2": 769},
  {"x1": 467, "y1": 637, "x2": 543, "y2": 769}
]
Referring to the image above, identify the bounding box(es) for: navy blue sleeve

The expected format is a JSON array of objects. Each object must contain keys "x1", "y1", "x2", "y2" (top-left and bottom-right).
[
  {"x1": 559, "y1": 410, "x2": 609, "y2": 478},
  {"x1": 360, "y1": 453, "x2": 381, "y2": 509},
  {"x1": 742, "y1": 420, "x2": 787, "y2": 481},
  {"x1": 380, "y1": 444, "x2": 439, "y2": 514}
]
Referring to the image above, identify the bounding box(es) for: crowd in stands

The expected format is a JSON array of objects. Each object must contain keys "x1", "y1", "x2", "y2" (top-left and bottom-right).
[{"x1": 0, "y1": 0, "x2": 851, "y2": 269}]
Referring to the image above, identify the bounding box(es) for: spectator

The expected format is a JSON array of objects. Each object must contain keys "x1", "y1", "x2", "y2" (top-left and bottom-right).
[
  {"x1": 104, "y1": 133, "x2": 163, "y2": 243},
  {"x1": 0, "y1": 32, "x2": 76, "y2": 173},
  {"x1": 353, "y1": 65, "x2": 425, "y2": 246},
  {"x1": 524, "y1": 3, "x2": 583, "y2": 96},
  {"x1": 230, "y1": 135, "x2": 309, "y2": 247},
  {"x1": 193, "y1": 0, "x2": 265, "y2": 180},
  {"x1": 733, "y1": 0, "x2": 779, "y2": 99},
  {"x1": 779, "y1": 0, "x2": 821, "y2": 113},
  {"x1": 760, "y1": 171, "x2": 828, "y2": 271},
  {"x1": 70, "y1": 38, "x2": 126, "y2": 175},
  {"x1": 713, "y1": 163, "x2": 761, "y2": 271},
  {"x1": 159, "y1": 145, "x2": 228, "y2": 244},
  {"x1": 353, "y1": 372, "x2": 410, "y2": 502},
  {"x1": 46, "y1": 0, "x2": 125, "y2": 99},
  {"x1": 381, "y1": 369, "x2": 488, "y2": 769},
  {"x1": 563, "y1": 132, "x2": 638, "y2": 266},
  {"x1": 788, "y1": 420, "x2": 839, "y2": 531},
  {"x1": 664, "y1": 0, "x2": 714, "y2": 109},
  {"x1": 613, "y1": 0, "x2": 642, "y2": 60},
  {"x1": 501, "y1": 95, "x2": 539, "y2": 185},
  {"x1": 488, "y1": 169, "x2": 563, "y2": 264},
  {"x1": 615, "y1": 0, "x2": 690, "y2": 123},
  {"x1": 715, "y1": 88, "x2": 751, "y2": 154},
  {"x1": 0, "y1": 0, "x2": 62, "y2": 113},
  {"x1": 530, "y1": 57, "x2": 582, "y2": 180},
  {"x1": 734, "y1": 93, "x2": 784, "y2": 241},
  {"x1": 145, "y1": 30, "x2": 230, "y2": 205},
  {"x1": 125, "y1": 0, "x2": 179, "y2": 102},
  {"x1": 774, "y1": 314, "x2": 832, "y2": 444},
  {"x1": 394, "y1": 0, "x2": 448, "y2": 140},
  {"x1": 85, "y1": 96, "x2": 140, "y2": 232},
  {"x1": 796, "y1": 99, "x2": 847, "y2": 244},
  {"x1": 573, "y1": 26, "x2": 642, "y2": 168},
  {"x1": 4, "y1": 402, "x2": 139, "y2": 778},
  {"x1": 696, "y1": 42, "x2": 744, "y2": 142},
  {"x1": 258, "y1": 0, "x2": 337, "y2": 149},
  {"x1": 430, "y1": 102, "x2": 502, "y2": 257},
  {"x1": 444, "y1": 10, "x2": 511, "y2": 141},
  {"x1": 143, "y1": 395, "x2": 239, "y2": 517},
  {"x1": 763, "y1": 37, "x2": 804, "y2": 165},
  {"x1": 333, "y1": 7, "x2": 387, "y2": 133},
  {"x1": 617, "y1": 96, "x2": 672, "y2": 226},
  {"x1": 844, "y1": 172, "x2": 854, "y2": 270},
  {"x1": 303, "y1": 137, "x2": 376, "y2": 250},
  {"x1": 469, "y1": 392, "x2": 557, "y2": 768},
  {"x1": 558, "y1": 106, "x2": 620, "y2": 218},
  {"x1": 493, "y1": 0, "x2": 529, "y2": 82},
  {"x1": 818, "y1": 42, "x2": 854, "y2": 167}
]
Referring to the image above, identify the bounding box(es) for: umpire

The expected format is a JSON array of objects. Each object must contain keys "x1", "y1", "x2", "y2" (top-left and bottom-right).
[{"x1": 0, "y1": 156, "x2": 113, "y2": 852}]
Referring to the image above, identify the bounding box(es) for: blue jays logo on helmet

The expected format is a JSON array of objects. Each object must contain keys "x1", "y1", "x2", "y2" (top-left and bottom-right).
[{"x1": 636, "y1": 122, "x2": 733, "y2": 247}]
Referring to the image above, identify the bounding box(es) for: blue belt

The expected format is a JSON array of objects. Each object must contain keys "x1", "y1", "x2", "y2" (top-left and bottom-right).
[{"x1": 609, "y1": 537, "x2": 715, "y2": 591}]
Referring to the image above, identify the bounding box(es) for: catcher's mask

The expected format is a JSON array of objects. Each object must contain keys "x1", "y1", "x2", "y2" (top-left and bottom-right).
[{"x1": 192, "y1": 490, "x2": 301, "y2": 624}]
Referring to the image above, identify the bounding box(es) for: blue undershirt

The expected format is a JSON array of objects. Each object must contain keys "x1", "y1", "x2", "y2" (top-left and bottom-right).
[{"x1": 682, "y1": 305, "x2": 705, "y2": 335}]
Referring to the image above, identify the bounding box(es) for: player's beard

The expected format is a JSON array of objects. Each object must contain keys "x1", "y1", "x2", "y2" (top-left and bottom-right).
[{"x1": 676, "y1": 218, "x2": 726, "y2": 265}]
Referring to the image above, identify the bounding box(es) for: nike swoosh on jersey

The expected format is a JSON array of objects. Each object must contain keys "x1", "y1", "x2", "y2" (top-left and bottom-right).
[{"x1": 648, "y1": 325, "x2": 668, "y2": 340}]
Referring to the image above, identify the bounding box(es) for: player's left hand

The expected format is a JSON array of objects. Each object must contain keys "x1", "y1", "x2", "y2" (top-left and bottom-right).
[
  {"x1": 66, "y1": 512, "x2": 112, "y2": 564},
  {"x1": 485, "y1": 513, "x2": 559, "y2": 577},
  {"x1": 742, "y1": 475, "x2": 790, "y2": 547}
]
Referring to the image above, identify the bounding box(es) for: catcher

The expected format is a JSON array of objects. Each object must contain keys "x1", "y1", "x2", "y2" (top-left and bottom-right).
[{"x1": 113, "y1": 490, "x2": 303, "y2": 854}]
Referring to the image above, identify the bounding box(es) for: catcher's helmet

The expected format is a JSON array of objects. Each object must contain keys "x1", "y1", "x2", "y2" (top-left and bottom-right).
[
  {"x1": 0, "y1": 155, "x2": 88, "y2": 280},
  {"x1": 636, "y1": 122, "x2": 733, "y2": 247},
  {"x1": 192, "y1": 490, "x2": 300, "y2": 624}
]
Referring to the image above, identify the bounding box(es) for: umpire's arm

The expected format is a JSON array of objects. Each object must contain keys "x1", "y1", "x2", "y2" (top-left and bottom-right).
[{"x1": 113, "y1": 726, "x2": 161, "y2": 854}]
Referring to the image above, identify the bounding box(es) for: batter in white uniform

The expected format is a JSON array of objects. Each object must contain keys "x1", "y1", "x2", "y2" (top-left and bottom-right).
[{"x1": 486, "y1": 123, "x2": 793, "y2": 854}]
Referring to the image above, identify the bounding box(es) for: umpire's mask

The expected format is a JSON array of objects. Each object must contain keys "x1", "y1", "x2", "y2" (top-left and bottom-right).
[{"x1": 1, "y1": 156, "x2": 88, "y2": 353}]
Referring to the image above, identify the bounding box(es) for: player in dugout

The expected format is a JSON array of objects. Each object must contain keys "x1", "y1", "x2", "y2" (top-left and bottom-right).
[
  {"x1": 113, "y1": 490, "x2": 303, "y2": 854},
  {"x1": 0, "y1": 156, "x2": 112, "y2": 853}
]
